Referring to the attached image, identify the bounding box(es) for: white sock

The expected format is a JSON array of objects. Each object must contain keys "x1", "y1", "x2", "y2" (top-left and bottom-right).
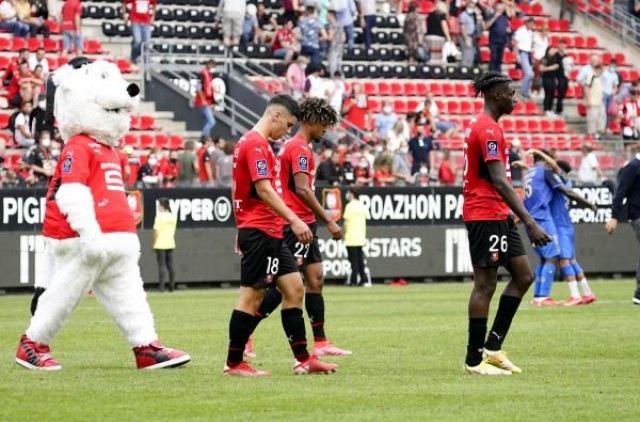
[
  {"x1": 568, "y1": 281, "x2": 580, "y2": 298},
  {"x1": 578, "y1": 279, "x2": 593, "y2": 296}
]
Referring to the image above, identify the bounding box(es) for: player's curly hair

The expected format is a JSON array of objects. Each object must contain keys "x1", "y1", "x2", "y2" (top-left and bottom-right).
[
  {"x1": 298, "y1": 97, "x2": 338, "y2": 127},
  {"x1": 472, "y1": 71, "x2": 513, "y2": 98}
]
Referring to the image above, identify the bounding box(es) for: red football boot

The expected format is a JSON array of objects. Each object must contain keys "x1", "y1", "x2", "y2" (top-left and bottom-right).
[
  {"x1": 293, "y1": 354, "x2": 339, "y2": 375},
  {"x1": 133, "y1": 341, "x2": 191, "y2": 369},
  {"x1": 15, "y1": 334, "x2": 62, "y2": 371},
  {"x1": 223, "y1": 361, "x2": 271, "y2": 377}
]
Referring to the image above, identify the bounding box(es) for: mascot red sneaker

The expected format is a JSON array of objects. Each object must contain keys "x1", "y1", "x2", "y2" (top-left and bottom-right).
[{"x1": 15, "y1": 58, "x2": 190, "y2": 371}]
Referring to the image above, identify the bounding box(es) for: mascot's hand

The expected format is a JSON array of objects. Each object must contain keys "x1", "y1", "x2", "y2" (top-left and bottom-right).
[{"x1": 80, "y1": 232, "x2": 108, "y2": 264}]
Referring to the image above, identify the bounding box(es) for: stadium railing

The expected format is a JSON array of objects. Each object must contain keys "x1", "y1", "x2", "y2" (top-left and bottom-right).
[{"x1": 577, "y1": 1, "x2": 640, "y2": 47}]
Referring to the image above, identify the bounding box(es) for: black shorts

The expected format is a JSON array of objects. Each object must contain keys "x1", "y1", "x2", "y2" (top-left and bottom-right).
[
  {"x1": 237, "y1": 228, "x2": 299, "y2": 288},
  {"x1": 465, "y1": 218, "x2": 526, "y2": 268},
  {"x1": 283, "y1": 222, "x2": 323, "y2": 268}
]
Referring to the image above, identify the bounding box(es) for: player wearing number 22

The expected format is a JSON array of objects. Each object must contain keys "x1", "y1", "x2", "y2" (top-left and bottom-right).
[
  {"x1": 247, "y1": 97, "x2": 352, "y2": 358},
  {"x1": 462, "y1": 72, "x2": 551, "y2": 376},
  {"x1": 225, "y1": 94, "x2": 338, "y2": 376}
]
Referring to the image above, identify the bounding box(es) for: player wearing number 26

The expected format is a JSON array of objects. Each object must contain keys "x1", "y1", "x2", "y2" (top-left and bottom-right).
[
  {"x1": 461, "y1": 72, "x2": 551, "y2": 376},
  {"x1": 225, "y1": 94, "x2": 338, "y2": 376}
]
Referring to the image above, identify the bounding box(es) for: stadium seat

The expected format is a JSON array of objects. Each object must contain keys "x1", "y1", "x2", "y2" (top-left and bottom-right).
[
  {"x1": 11, "y1": 37, "x2": 27, "y2": 51},
  {"x1": 442, "y1": 83, "x2": 455, "y2": 97},
  {"x1": 155, "y1": 134, "x2": 170, "y2": 149},
  {"x1": 169, "y1": 135, "x2": 185, "y2": 149},
  {"x1": 404, "y1": 82, "x2": 417, "y2": 96},
  {"x1": 378, "y1": 82, "x2": 390, "y2": 96},
  {"x1": 140, "y1": 115, "x2": 157, "y2": 131},
  {"x1": 390, "y1": 82, "x2": 404, "y2": 96},
  {"x1": 394, "y1": 99, "x2": 408, "y2": 114},
  {"x1": 139, "y1": 134, "x2": 155, "y2": 149},
  {"x1": 130, "y1": 115, "x2": 140, "y2": 131},
  {"x1": 363, "y1": 82, "x2": 377, "y2": 96},
  {"x1": 123, "y1": 134, "x2": 139, "y2": 148}
]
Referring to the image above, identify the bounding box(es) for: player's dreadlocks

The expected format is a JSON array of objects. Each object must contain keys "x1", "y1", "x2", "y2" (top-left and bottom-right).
[
  {"x1": 298, "y1": 97, "x2": 338, "y2": 127},
  {"x1": 472, "y1": 71, "x2": 513, "y2": 98}
]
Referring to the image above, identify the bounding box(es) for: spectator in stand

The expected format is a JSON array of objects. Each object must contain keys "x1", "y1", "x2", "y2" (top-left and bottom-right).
[
  {"x1": 272, "y1": 19, "x2": 299, "y2": 63},
  {"x1": 559, "y1": 0, "x2": 577, "y2": 24},
  {"x1": 286, "y1": 54, "x2": 308, "y2": 99},
  {"x1": 177, "y1": 140, "x2": 199, "y2": 187},
  {"x1": 315, "y1": 0, "x2": 331, "y2": 27},
  {"x1": 408, "y1": 123, "x2": 437, "y2": 175},
  {"x1": 354, "y1": 155, "x2": 372, "y2": 186},
  {"x1": 508, "y1": 138, "x2": 527, "y2": 188},
  {"x1": 29, "y1": 94, "x2": 46, "y2": 135},
  {"x1": 241, "y1": 3, "x2": 259, "y2": 47},
  {"x1": 415, "y1": 95, "x2": 459, "y2": 139},
  {"x1": 30, "y1": 0, "x2": 49, "y2": 22},
  {"x1": 2, "y1": 168, "x2": 28, "y2": 188},
  {"x1": 426, "y1": 1, "x2": 452, "y2": 55},
  {"x1": 334, "y1": 0, "x2": 357, "y2": 51},
  {"x1": 341, "y1": 151, "x2": 355, "y2": 185},
  {"x1": 342, "y1": 82, "x2": 370, "y2": 134},
  {"x1": 620, "y1": 89, "x2": 639, "y2": 147},
  {"x1": 26, "y1": 132, "x2": 52, "y2": 187},
  {"x1": 539, "y1": 46, "x2": 560, "y2": 117},
  {"x1": 209, "y1": 136, "x2": 226, "y2": 183},
  {"x1": 216, "y1": 0, "x2": 245, "y2": 48},
  {"x1": 584, "y1": 64, "x2": 607, "y2": 139},
  {"x1": 403, "y1": 2, "x2": 426, "y2": 64},
  {"x1": 386, "y1": 119, "x2": 410, "y2": 153},
  {"x1": 298, "y1": 5, "x2": 326, "y2": 65},
  {"x1": 326, "y1": 10, "x2": 344, "y2": 77},
  {"x1": 373, "y1": 159, "x2": 394, "y2": 186},
  {"x1": 577, "y1": 144, "x2": 604, "y2": 185},
  {"x1": 28, "y1": 48, "x2": 49, "y2": 78},
  {"x1": 513, "y1": 17, "x2": 535, "y2": 99},
  {"x1": 327, "y1": 70, "x2": 346, "y2": 115},
  {"x1": 305, "y1": 62, "x2": 328, "y2": 99},
  {"x1": 438, "y1": 148, "x2": 457, "y2": 185},
  {"x1": 216, "y1": 141, "x2": 234, "y2": 188},
  {"x1": 122, "y1": 0, "x2": 157, "y2": 64},
  {"x1": 484, "y1": 1, "x2": 512, "y2": 72},
  {"x1": 577, "y1": 54, "x2": 600, "y2": 88},
  {"x1": 60, "y1": 0, "x2": 82, "y2": 57},
  {"x1": 374, "y1": 100, "x2": 398, "y2": 141},
  {"x1": 602, "y1": 58, "x2": 621, "y2": 130},
  {"x1": 391, "y1": 142, "x2": 413, "y2": 186},
  {"x1": 32, "y1": 64, "x2": 45, "y2": 95},
  {"x1": 2, "y1": 48, "x2": 29, "y2": 87},
  {"x1": 6, "y1": 61, "x2": 34, "y2": 106},
  {"x1": 14, "y1": 101, "x2": 35, "y2": 147},
  {"x1": 531, "y1": 24, "x2": 549, "y2": 98},
  {"x1": 194, "y1": 59, "x2": 216, "y2": 139},
  {"x1": 153, "y1": 198, "x2": 177, "y2": 292},
  {"x1": 282, "y1": 0, "x2": 304, "y2": 25},
  {"x1": 197, "y1": 137, "x2": 214, "y2": 186},
  {"x1": 555, "y1": 40, "x2": 570, "y2": 117},
  {"x1": 137, "y1": 152, "x2": 162, "y2": 188},
  {"x1": 459, "y1": 0, "x2": 483, "y2": 68},
  {"x1": 255, "y1": 3, "x2": 277, "y2": 45},
  {"x1": 359, "y1": 0, "x2": 376, "y2": 50},
  {"x1": 316, "y1": 149, "x2": 342, "y2": 186},
  {"x1": 160, "y1": 151, "x2": 179, "y2": 188},
  {"x1": 0, "y1": 0, "x2": 29, "y2": 38},
  {"x1": 15, "y1": 0, "x2": 49, "y2": 38}
]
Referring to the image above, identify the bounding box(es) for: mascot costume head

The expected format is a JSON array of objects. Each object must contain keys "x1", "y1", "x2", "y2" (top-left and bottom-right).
[{"x1": 17, "y1": 59, "x2": 190, "y2": 371}]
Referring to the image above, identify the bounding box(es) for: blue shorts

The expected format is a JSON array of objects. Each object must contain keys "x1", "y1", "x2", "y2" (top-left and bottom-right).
[
  {"x1": 530, "y1": 219, "x2": 560, "y2": 259},
  {"x1": 556, "y1": 225, "x2": 575, "y2": 259}
]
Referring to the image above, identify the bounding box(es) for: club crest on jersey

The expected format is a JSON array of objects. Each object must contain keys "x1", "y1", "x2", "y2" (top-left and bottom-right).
[
  {"x1": 62, "y1": 156, "x2": 73, "y2": 174},
  {"x1": 256, "y1": 159, "x2": 268, "y2": 176},
  {"x1": 299, "y1": 156, "x2": 308, "y2": 171},
  {"x1": 265, "y1": 274, "x2": 274, "y2": 284},
  {"x1": 490, "y1": 252, "x2": 499, "y2": 263},
  {"x1": 486, "y1": 140, "x2": 499, "y2": 157}
]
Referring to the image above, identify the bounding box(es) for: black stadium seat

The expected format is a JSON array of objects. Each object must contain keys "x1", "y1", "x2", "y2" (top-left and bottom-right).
[
  {"x1": 174, "y1": 25, "x2": 188, "y2": 38},
  {"x1": 173, "y1": 44, "x2": 198, "y2": 55},
  {"x1": 389, "y1": 32, "x2": 403, "y2": 45},
  {"x1": 158, "y1": 24, "x2": 174, "y2": 38},
  {"x1": 188, "y1": 9, "x2": 202, "y2": 22},
  {"x1": 341, "y1": 64, "x2": 353, "y2": 78},
  {"x1": 156, "y1": 8, "x2": 174, "y2": 21},
  {"x1": 378, "y1": 47, "x2": 391, "y2": 61},
  {"x1": 201, "y1": 9, "x2": 215, "y2": 23},
  {"x1": 387, "y1": 16, "x2": 400, "y2": 28},
  {"x1": 380, "y1": 65, "x2": 393, "y2": 78},
  {"x1": 367, "y1": 64, "x2": 381, "y2": 78},
  {"x1": 152, "y1": 43, "x2": 171, "y2": 54},
  {"x1": 202, "y1": 26, "x2": 216, "y2": 40},
  {"x1": 407, "y1": 64, "x2": 419, "y2": 79},
  {"x1": 354, "y1": 64, "x2": 366, "y2": 78},
  {"x1": 392, "y1": 47, "x2": 406, "y2": 61},
  {"x1": 116, "y1": 23, "x2": 131, "y2": 37},
  {"x1": 102, "y1": 22, "x2": 117, "y2": 37},
  {"x1": 102, "y1": 6, "x2": 117, "y2": 19},
  {"x1": 174, "y1": 9, "x2": 189, "y2": 22},
  {"x1": 393, "y1": 65, "x2": 408, "y2": 79},
  {"x1": 187, "y1": 26, "x2": 202, "y2": 39},
  {"x1": 374, "y1": 31, "x2": 388, "y2": 45}
]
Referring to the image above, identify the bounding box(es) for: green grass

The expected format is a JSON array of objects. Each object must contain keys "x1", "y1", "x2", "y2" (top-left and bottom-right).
[{"x1": 1, "y1": 280, "x2": 639, "y2": 421}]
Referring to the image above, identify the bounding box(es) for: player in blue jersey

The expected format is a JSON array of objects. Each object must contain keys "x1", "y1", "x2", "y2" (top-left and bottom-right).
[
  {"x1": 524, "y1": 150, "x2": 597, "y2": 306},
  {"x1": 550, "y1": 160, "x2": 598, "y2": 305}
]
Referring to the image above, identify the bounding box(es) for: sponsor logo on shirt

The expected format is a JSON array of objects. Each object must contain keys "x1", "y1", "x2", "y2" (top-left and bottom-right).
[
  {"x1": 256, "y1": 159, "x2": 268, "y2": 176},
  {"x1": 299, "y1": 156, "x2": 308, "y2": 171},
  {"x1": 486, "y1": 140, "x2": 499, "y2": 157},
  {"x1": 62, "y1": 156, "x2": 73, "y2": 174}
]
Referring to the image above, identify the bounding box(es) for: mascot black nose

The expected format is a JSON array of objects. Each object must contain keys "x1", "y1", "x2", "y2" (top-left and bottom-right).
[{"x1": 127, "y1": 83, "x2": 140, "y2": 98}]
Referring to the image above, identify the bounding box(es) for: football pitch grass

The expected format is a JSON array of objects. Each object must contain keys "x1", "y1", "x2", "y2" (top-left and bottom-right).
[{"x1": 1, "y1": 280, "x2": 639, "y2": 422}]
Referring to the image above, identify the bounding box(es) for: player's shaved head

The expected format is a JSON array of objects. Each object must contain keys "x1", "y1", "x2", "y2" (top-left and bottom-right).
[{"x1": 265, "y1": 94, "x2": 300, "y2": 119}]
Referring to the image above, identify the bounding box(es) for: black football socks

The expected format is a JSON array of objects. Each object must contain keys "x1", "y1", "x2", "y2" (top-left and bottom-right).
[
  {"x1": 281, "y1": 308, "x2": 310, "y2": 362},
  {"x1": 305, "y1": 293, "x2": 326, "y2": 342},
  {"x1": 226, "y1": 310, "x2": 256, "y2": 367},
  {"x1": 485, "y1": 295, "x2": 522, "y2": 352},
  {"x1": 466, "y1": 317, "x2": 487, "y2": 367}
]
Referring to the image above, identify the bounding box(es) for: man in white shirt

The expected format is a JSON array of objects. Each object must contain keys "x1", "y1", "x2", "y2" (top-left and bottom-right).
[
  {"x1": 585, "y1": 64, "x2": 607, "y2": 138},
  {"x1": 0, "y1": 0, "x2": 29, "y2": 37},
  {"x1": 28, "y1": 48, "x2": 49, "y2": 78},
  {"x1": 14, "y1": 101, "x2": 35, "y2": 147},
  {"x1": 513, "y1": 18, "x2": 535, "y2": 98},
  {"x1": 577, "y1": 144, "x2": 604, "y2": 184},
  {"x1": 577, "y1": 54, "x2": 601, "y2": 87}
]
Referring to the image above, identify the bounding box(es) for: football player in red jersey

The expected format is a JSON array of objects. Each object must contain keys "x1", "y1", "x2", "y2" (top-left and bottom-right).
[
  {"x1": 462, "y1": 72, "x2": 551, "y2": 375},
  {"x1": 224, "y1": 94, "x2": 338, "y2": 376},
  {"x1": 247, "y1": 97, "x2": 352, "y2": 358}
]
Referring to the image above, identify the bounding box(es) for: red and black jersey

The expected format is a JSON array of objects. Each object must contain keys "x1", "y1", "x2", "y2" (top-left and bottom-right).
[
  {"x1": 232, "y1": 130, "x2": 284, "y2": 238},
  {"x1": 462, "y1": 113, "x2": 511, "y2": 222},
  {"x1": 43, "y1": 134, "x2": 136, "y2": 239},
  {"x1": 279, "y1": 134, "x2": 315, "y2": 224}
]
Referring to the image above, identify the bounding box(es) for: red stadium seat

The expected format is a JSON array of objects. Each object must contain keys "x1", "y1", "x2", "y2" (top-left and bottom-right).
[
  {"x1": 460, "y1": 101, "x2": 473, "y2": 115},
  {"x1": 530, "y1": 3, "x2": 545, "y2": 15},
  {"x1": 512, "y1": 102, "x2": 525, "y2": 115},
  {"x1": 531, "y1": 135, "x2": 544, "y2": 149},
  {"x1": 139, "y1": 134, "x2": 155, "y2": 149},
  {"x1": 0, "y1": 113, "x2": 10, "y2": 129},
  {"x1": 528, "y1": 120, "x2": 541, "y2": 133},
  {"x1": 368, "y1": 99, "x2": 381, "y2": 113},
  {"x1": 442, "y1": 83, "x2": 455, "y2": 97},
  {"x1": 407, "y1": 99, "x2": 420, "y2": 111},
  {"x1": 515, "y1": 119, "x2": 527, "y2": 133},
  {"x1": 473, "y1": 101, "x2": 483, "y2": 114},
  {"x1": 169, "y1": 135, "x2": 185, "y2": 150},
  {"x1": 0, "y1": 37, "x2": 10, "y2": 51},
  {"x1": 11, "y1": 38, "x2": 27, "y2": 52},
  {"x1": 44, "y1": 38, "x2": 60, "y2": 53},
  {"x1": 454, "y1": 83, "x2": 467, "y2": 97},
  {"x1": 508, "y1": 68, "x2": 523, "y2": 80},
  {"x1": 480, "y1": 49, "x2": 490, "y2": 63},
  {"x1": 155, "y1": 134, "x2": 170, "y2": 149},
  {"x1": 122, "y1": 134, "x2": 139, "y2": 148},
  {"x1": 27, "y1": 38, "x2": 43, "y2": 52},
  {"x1": 503, "y1": 51, "x2": 516, "y2": 64},
  {"x1": 429, "y1": 82, "x2": 443, "y2": 96},
  {"x1": 363, "y1": 82, "x2": 377, "y2": 95},
  {"x1": 390, "y1": 82, "x2": 404, "y2": 96},
  {"x1": 553, "y1": 120, "x2": 567, "y2": 133},
  {"x1": 416, "y1": 83, "x2": 428, "y2": 97},
  {"x1": 446, "y1": 101, "x2": 460, "y2": 114},
  {"x1": 502, "y1": 119, "x2": 514, "y2": 133},
  {"x1": 130, "y1": 115, "x2": 140, "y2": 131},
  {"x1": 139, "y1": 115, "x2": 157, "y2": 131},
  {"x1": 404, "y1": 82, "x2": 417, "y2": 96},
  {"x1": 84, "y1": 40, "x2": 104, "y2": 54},
  {"x1": 586, "y1": 36, "x2": 598, "y2": 49},
  {"x1": 573, "y1": 36, "x2": 586, "y2": 49},
  {"x1": 378, "y1": 82, "x2": 390, "y2": 96},
  {"x1": 615, "y1": 53, "x2": 626, "y2": 65},
  {"x1": 393, "y1": 99, "x2": 408, "y2": 114},
  {"x1": 540, "y1": 120, "x2": 552, "y2": 133},
  {"x1": 525, "y1": 101, "x2": 539, "y2": 115},
  {"x1": 116, "y1": 59, "x2": 133, "y2": 74}
]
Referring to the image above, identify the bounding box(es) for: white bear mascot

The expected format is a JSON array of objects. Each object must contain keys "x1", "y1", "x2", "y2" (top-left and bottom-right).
[{"x1": 15, "y1": 59, "x2": 190, "y2": 371}]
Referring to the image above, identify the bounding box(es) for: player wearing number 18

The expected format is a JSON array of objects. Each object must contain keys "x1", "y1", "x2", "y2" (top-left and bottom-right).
[
  {"x1": 462, "y1": 72, "x2": 551, "y2": 376},
  {"x1": 249, "y1": 97, "x2": 352, "y2": 358},
  {"x1": 224, "y1": 94, "x2": 338, "y2": 376}
]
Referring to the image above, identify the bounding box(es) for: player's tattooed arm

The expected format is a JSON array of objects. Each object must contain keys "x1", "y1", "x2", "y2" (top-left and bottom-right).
[{"x1": 487, "y1": 160, "x2": 551, "y2": 246}]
